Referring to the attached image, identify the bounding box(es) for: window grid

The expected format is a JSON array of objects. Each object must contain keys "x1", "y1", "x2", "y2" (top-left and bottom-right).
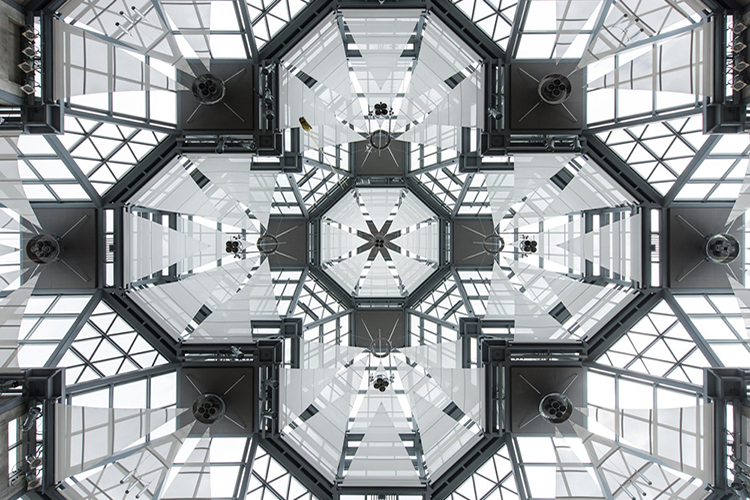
[
  {"x1": 595, "y1": 299, "x2": 711, "y2": 385},
  {"x1": 60, "y1": 116, "x2": 167, "y2": 194},
  {"x1": 247, "y1": 444, "x2": 318, "y2": 500},
  {"x1": 596, "y1": 115, "x2": 706, "y2": 195},
  {"x1": 57, "y1": 301, "x2": 168, "y2": 385},
  {"x1": 15, "y1": 135, "x2": 90, "y2": 202},
  {"x1": 449, "y1": 444, "x2": 519, "y2": 500},
  {"x1": 674, "y1": 294, "x2": 750, "y2": 368},
  {"x1": 451, "y1": 0, "x2": 517, "y2": 50},
  {"x1": 675, "y1": 134, "x2": 750, "y2": 201},
  {"x1": 17, "y1": 295, "x2": 93, "y2": 368}
]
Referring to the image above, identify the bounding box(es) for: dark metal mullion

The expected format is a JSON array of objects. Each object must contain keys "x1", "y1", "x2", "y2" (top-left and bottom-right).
[
  {"x1": 286, "y1": 267, "x2": 308, "y2": 316},
  {"x1": 235, "y1": 0, "x2": 260, "y2": 60},
  {"x1": 451, "y1": 173, "x2": 474, "y2": 217},
  {"x1": 624, "y1": 128, "x2": 682, "y2": 179},
  {"x1": 237, "y1": 437, "x2": 258, "y2": 499},
  {"x1": 68, "y1": 344, "x2": 108, "y2": 380},
  {"x1": 505, "y1": 0, "x2": 529, "y2": 61},
  {"x1": 286, "y1": 173, "x2": 309, "y2": 218}
]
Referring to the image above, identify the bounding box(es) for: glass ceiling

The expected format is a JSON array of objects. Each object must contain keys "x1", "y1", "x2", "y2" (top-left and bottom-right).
[{"x1": 1, "y1": 0, "x2": 749, "y2": 498}]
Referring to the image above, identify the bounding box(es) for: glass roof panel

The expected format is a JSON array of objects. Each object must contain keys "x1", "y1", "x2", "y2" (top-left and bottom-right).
[
  {"x1": 452, "y1": 0, "x2": 518, "y2": 50},
  {"x1": 449, "y1": 444, "x2": 518, "y2": 500},
  {"x1": 595, "y1": 299, "x2": 711, "y2": 385},
  {"x1": 596, "y1": 115, "x2": 705, "y2": 195},
  {"x1": 675, "y1": 294, "x2": 750, "y2": 367},
  {"x1": 57, "y1": 301, "x2": 168, "y2": 384}
]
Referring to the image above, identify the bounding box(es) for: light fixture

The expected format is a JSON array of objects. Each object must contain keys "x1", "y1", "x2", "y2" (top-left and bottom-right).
[
  {"x1": 20, "y1": 83, "x2": 35, "y2": 95},
  {"x1": 21, "y1": 407, "x2": 41, "y2": 431},
  {"x1": 733, "y1": 40, "x2": 747, "y2": 53},
  {"x1": 22, "y1": 29, "x2": 37, "y2": 41},
  {"x1": 18, "y1": 61, "x2": 34, "y2": 74},
  {"x1": 732, "y1": 77, "x2": 748, "y2": 92},
  {"x1": 21, "y1": 47, "x2": 37, "y2": 58},
  {"x1": 25, "y1": 471, "x2": 40, "y2": 490},
  {"x1": 734, "y1": 59, "x2": 749, "y2": 72},
  {"x1": 26, "y1": 455, "x2": 42, "y2": 468},
  {"x1": 734, "y1": 21, "x2": 747, "y2": 34}
]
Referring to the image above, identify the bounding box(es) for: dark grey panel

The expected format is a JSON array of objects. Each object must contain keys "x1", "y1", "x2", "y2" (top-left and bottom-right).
[
  {"x1": 353, "y1": 139, "x2": 407, "y2": 177},
  {"x1": 23, "y1": 207, "x2": 97, "y2": 290},
  {"x1": 178, "y1": 366, "x2": 254, "y2": 436},
  {"x1": 265, "y1": 217, "x2": 307, "y2": 268},
  {"x1": 509, "y1": 365, "x2": 584, "y2": 435},
  {"x1": 453, "y1": 218, "x2": 497, "y2": 267},
  {"x1": 508, "y1": 62, "x2": 583, "y2": 132},
  {"x1": 668, "y1": 207, "x2": 743, "y2": 289},
  {"x1": 355, "y1": 310, "x2": 405, "y2": 349},
  {"x1": 179, "y1": 62, "x2": 256, "y2": 132}
]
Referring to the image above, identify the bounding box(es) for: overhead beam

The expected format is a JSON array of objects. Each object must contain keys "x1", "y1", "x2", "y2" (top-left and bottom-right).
[
  {"x1": 585, "y1": 291, "x2": 664, "y2": 360},
  {"x1": 101, "y1": 290, "x2": 180, "y2": 362},
  {"x1": 102, "y1": 135, "x2": 178, "y2": 206},
  {"x1": 584, "y1": 134, "x2": 665, "y2": 206}
]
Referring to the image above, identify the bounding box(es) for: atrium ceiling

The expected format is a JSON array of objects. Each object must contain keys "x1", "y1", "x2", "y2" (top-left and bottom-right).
[{"x1": 0, "y1": 0, "x2": 748, "y2": 499}]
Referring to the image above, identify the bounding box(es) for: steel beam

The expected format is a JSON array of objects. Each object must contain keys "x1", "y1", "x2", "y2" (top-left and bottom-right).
[
  {"x1": 429, "y1": 0, "x2": 505, "y2": 61},
  {"x1": 585, "y1": 291, "x2": 664, "y2": 360},
  {"x1": 404, "y1": 265, "x2": 453, "y2": 309},
  {"x1": 102, "y1": 135, "x2": 179, "y2": 206},
  {"x1": 307, "y1": 265, "x2": 356, "y2": 309},
  {"x1": 405, "y1": 176, "x2": 452, "y2": 219},
  {"x1": 256, "y1": 436, "x2": 334, "y2": 500},
  {"x1": 428, "y1": 435, "x2": 506, "y2": 500},
  {"x1": 258, "y1": 0, "x2": 335, "y2": 61},
  {"x1": 307, "y1": 180, "x2": 354, "y2": 220},
  {"x1": 584, "y1": 134, "x2": 664, "y2": 206}
]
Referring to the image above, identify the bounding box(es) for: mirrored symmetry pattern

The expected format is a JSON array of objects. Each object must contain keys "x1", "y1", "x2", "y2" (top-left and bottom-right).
[{"x1": 1, "y1": 0, "x2": 750, "y2": 499}]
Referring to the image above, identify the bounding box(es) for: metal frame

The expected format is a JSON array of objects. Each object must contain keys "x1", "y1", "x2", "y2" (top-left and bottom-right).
[{"x1": 10, "y1": 0, "x2": 747, "y2": 498}]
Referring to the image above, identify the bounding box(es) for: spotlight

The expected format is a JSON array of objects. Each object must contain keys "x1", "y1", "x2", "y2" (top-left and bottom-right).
[
  {"x1": 21, "y1": 407, "x2": 41, "y2": 431},
  {"x1": 734, "y1": 21, "x2": 747, "y2": 34},
  {"x1": 230, "y1": 346, "x2": 244, "y2": 360},
  {"x1": 20, "y1": 83, "x2": 35, "y2": 95},
  {"x1": 734, "y1": 60, "x2": 750, "y2": 72},
  {"x1": 18, "y1": 61, "x2": 34, "y2": 74},
  {"x1": 25, "y1": 472, "x2": 40, "y2": 490},
  {"x1": 21, "y1": 47, "x2": 37, "y2": 58},
  {"x1": 733, "y1": 78, "x2": 748, "y2": 92},
  {"x1": 240, "y1": 140, "x2": 257, "y2": 151},
  {"x1": 22, "y1": 29, "x2": 37, "y2": 41},
  {"x1": 733, "y1": 40, "x2": 747, "y2": 53},
  {"x1": 25, "y1": 455, "x2": 42, "y2": 468}
]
